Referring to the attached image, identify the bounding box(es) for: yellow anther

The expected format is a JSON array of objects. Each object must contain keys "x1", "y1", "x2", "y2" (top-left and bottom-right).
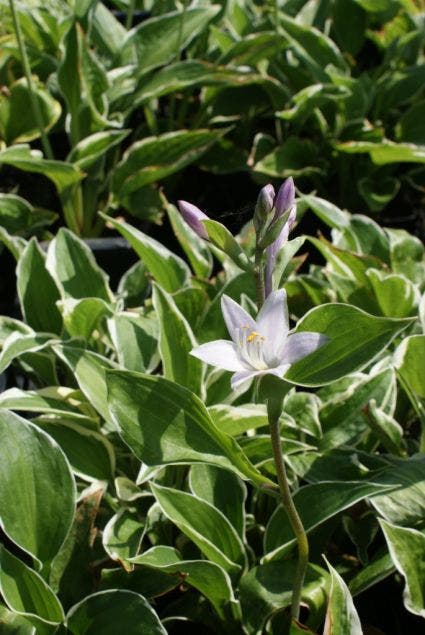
[{"x1": 247, "y1": 331, "x2": 260, "y2": 343}]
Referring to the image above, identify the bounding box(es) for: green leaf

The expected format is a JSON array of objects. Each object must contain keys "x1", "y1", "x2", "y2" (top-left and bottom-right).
[
  {"x1": 49, "y1": 487, "x2": 104, "y2": 609},
  {"x1": 16, "y1": 239, "x2": 62, "y2": 334},
  {"x1": 379, "y1": 519, "x2": 425, "y2": 618},
  {"x1": 66, "y1": 590, "x2": 166, "y2": 635},
  {"x1": 366, "y1": 269, "x2": 416, "y2": 318},
  {"x1": 0, "y1": 145, "x2": 84, "y2": 194},
  {"x1": 130, "y1": 547, "x2": 238, "y2": 622},
  {"x1": 0, "y1": 604, "x2": 35, "y2": 634},
  {"x1": 348, "y1": 550, "x2": 394, "y2": 597},
  {"x1": 364, "y1": 400, "x2": 406, "y2": 456},
  {"x1": 286, "y1": 304, "x2": 413, "y2": 386},
  {"x1": 278, "y1": 14, "x2": 347, "y2": 81},
  {"x1": 219, "y1": 31, "x2": 286, "y2": 65},
  {"x1": 57, "y1": 298, "x2": 112, "y2": 340},
  {"x1": 68, "y1": 130, "x2": 130, "y2": 170},
  {"x1": 0, "y1": 546, "x2": 64, "y2": 629},
  {"x1": 336, "y1": 140, "x2": 425, "y2": 165},
  {"x1": 370, "y1": 456, "x2": 425, "y2": 526},
  {"x1": 323, "y1": 557, "x2": 362, "y2": 635},
  {"x1": 112, "y1": 130, "x2": 222, "y2": 197},
  {"x1": 394, "y1": 335, "x2": 425, "y2": 397},
  {"x1": 0, "y1": 332, "x2": 55, "y2": 374},
  {"x1": 91, "y1": 2, "x2": 126, "y2": 59},
  {"x1": 108, "y1": 312, "x2": 159, "y2": 373},
  {"x1": 150, "y1": 482, "x2": 246, "y2": 577},
  {"x1": 0, "y1": 387, "x2": 92, "y2": 422},
  {"x1": 0, "y1": 193, "x2": 46, "y2": 235},
  {"x1": 46, "y1": 229, "x2": 113, "y2": 301},
  {"x1": 239, "y1": 561, "x2": 328, "y2": 635},
  {"x1": 166, "y1": 201, "x2": 212, "y2": 278},
  {"x1": 301, "y1": 195, "x2": 350, "y2": 229},
  {"x1": 358, "y1": 176, "x2": 400, "y2": 212},
  {"x1": 202, "y1": 219, "x2": 250, "y2": 270},
  {"x1": 0, "y1": 78, "x2": 61, "y2": 145},
  {"x1": 152, "y1": 284, "x2": 203, "y2": 395},
  {"x1": 101, "y1": 215, "x2": 190, "y2": 293},
  {"x1": 58, "y1": 22, "x2": 117, "y2": 142},
  {"x1": 396, "y1": 101, "x2": 425, "y2": 145},
  {"x1": 343, "y1": 215, "x2": 391, "y2": 264},
  {"x1": 264, "y1": 480, "x2": 391, "y2": 561},
  {"x1": 332, "y1": 0, "x2": 366, "y2": 55},
  {"x1": 128, "y1": 60, "x2": 277, "y2": 109},
  {"x1": 102, "y1": 510, "x2": 144, "y2": 565},
  {"x1": 105, "y1": 369, "x2": 273, "y2": 487},
  {"x1": 0, "y1": 225, "x2": 27, "y2": 260},
  {"x1": 308, "y1": 236, "x2": 380, "y2": 289},
  {"x1": 121, "y1": 6, "x2": 220, "y2": 69},
  {"x1": 208, "y1": 403, "x2": 268, "y2": 436},
  {"x1": 319, "y1": 368, "x2": 396, "y2": 450},
  {"x1": 52, "y1": 344, "x2": 117, "y2": 424},
  {"x1": 254, "y1": 137, "x2": 323, "y2": 179},
  {"x1": 0, "y1": 410, "x2": 76, "y2": 565},
  {"x1": 35, "y1": 417, "x2": 115, "y2": 482},
  {"x1": 189, "y1": 464, "x2": 246, "y2": 538},
  {"x1": 284, "y1": 391, "x2": 322, "y2": 439}
]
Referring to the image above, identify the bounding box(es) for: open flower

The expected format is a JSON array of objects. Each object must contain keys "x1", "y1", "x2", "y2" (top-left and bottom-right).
[{"x1": 191, "y1": 289, "x2": 327, "y2": 389}]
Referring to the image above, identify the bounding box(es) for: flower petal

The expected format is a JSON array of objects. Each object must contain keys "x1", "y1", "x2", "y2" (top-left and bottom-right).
[
  {"x1": 231, "y1": 369, "x2": 267, "y2": 390},
  {"x1": 221, "y1": 295, "x2": 256, "y2": 343},
  {"x1": 256, "y1": 289, "x2": 289, "y2": 361},
  {"x1": 269, "y1": 363, "x2": 291, "y2": 379},
  {"x1": 190, "y1": 340, "x2": 247, "y2": 371},
  {"x1": 280, "y1": 332, "x2": 328, "y2": 364}
]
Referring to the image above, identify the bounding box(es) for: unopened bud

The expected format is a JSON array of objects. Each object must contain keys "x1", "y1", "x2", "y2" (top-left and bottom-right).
[
  {"x1": 177, "y1": 200, "x2": 209, "y2": 240},
  {"x1": 274, "y1": 177, "x2": 295, "y2": 219},
  {"x1": 254, "y1": 184, "x2": 275, "y2": 232}
]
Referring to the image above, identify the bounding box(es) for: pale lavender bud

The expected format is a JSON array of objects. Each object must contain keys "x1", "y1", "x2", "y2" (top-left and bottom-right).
[
  {"x1": 178, "y1": 200, "x2": 209, "y2": 240},
  {"x1": 256, "y1": 184, "x2": 275, "y2": 217},
  {"x1": 274, "y1": 177, "x2": 295, "y2": 219},
  {"x1": 254, "y1": 184, "x2": 275, "y2": 233},
  {"x1": 265, "y1": 205, "x2": 297, "y2": 297}
]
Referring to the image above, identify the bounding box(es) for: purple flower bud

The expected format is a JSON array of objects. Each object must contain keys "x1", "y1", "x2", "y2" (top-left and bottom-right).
[
  {"x1": 265, "y1": 205, "x2": 297, "y2": 297},
  {"x1": 274, "y1": 177, "x2": 295, "y2": 219},
  {"x1": 177, "y1": 200, "x2": 209, "y2": 240},
  {"x1": 256, "y1": 184, "x2": 275, "y2": 217}
]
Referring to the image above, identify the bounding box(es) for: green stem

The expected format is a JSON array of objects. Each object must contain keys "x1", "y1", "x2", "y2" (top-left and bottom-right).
[
  {"x1": 268, "y1": 405, "x2": 309, "y2": 620},
  {"x1": 9, "y1": 0, "x2": 54, "y2": 159},
  {"x1": 254, "y1": 248, "x2": 265, "y2": 310},
  {"x1": 125, "y1": 0, "x2": 136, "y2": 30}
]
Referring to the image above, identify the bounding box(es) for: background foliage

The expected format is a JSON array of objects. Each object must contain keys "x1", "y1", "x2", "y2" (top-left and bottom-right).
[{"x1": 0, "y1": 0, "x2": 424, "y2": 237}]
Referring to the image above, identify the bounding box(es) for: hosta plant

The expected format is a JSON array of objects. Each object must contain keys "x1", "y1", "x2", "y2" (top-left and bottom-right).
[
  {"x1": 0, "y1": 180, "x2": 424, "y2": 633},
  {"x1": 0, "y1": 0, "x2": 424, "y2": 240}
]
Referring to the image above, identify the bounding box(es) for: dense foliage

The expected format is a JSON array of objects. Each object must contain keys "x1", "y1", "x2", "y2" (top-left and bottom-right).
[
  {"x1": 0, "y1": 0, "x2": 425, "y2": 633},
  {"x1": 0, "y1": 0, "x2": 424, "y2": 237},
  {"x1": 0, "y1": 190, "x2": 424, "y2": 632}
]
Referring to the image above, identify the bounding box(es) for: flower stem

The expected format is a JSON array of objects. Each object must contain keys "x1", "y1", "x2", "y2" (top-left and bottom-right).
[
  {"x1": 8, "y1": 0, "x2": 53, "y2": 160},
  {"x1": 268, "y1": 404, "x2": 309, "y2": 620},
  {"x1": 254, "y1": 248, "x2": 265, "y2": 310}
]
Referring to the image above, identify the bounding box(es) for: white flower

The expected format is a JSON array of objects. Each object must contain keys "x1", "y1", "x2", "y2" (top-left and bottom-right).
[{"x1": 191, "y1": 289, "x2": 327, "y2": 389}]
